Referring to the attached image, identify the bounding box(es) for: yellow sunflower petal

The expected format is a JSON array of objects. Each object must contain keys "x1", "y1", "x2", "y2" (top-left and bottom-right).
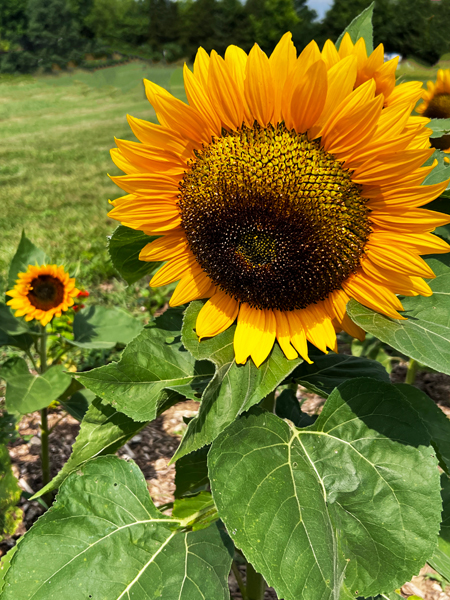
[
  {"x1": 234, "y1": 304, "x2": 266, "y2": 365},
  {"x1": 251, "y1": 309, "x2": 276, "y2": 367},
  {"x1": 196, "y1": 290, "x2": 239, "y2": 339}
]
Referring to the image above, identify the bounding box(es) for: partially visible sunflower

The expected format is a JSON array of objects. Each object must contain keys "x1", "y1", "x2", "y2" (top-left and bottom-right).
[
  {"x1": 7, "y1": 265, "x2": 79, "y2": 326},
  {"x1": 417, "y1": 68, "x2": 450, "y2": 152},
  {"x1": 109, "y1": 33, "x2": 450, "y2": 367}
]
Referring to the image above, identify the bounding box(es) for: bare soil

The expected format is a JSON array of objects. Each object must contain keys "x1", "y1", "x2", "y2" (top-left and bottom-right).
[{"x1": 2, "y1": 367, "x2": 450, "y2": 600}]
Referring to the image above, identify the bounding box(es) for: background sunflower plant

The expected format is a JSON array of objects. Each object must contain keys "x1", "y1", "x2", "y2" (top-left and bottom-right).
[{"x1": 3, "y1": 5, "x2": 450, "y2": 600}]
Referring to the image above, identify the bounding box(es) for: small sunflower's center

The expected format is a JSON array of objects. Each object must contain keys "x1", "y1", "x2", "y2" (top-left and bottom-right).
[
  {"x1": 28, "y1": 276, "x2": 65, "y2": 311},
  {"x1": 423, "y1": 94, "x2": 450, "y2": 150},
  {"x1": 178, "y1": 123, "x2": 371, "y2": 311}
]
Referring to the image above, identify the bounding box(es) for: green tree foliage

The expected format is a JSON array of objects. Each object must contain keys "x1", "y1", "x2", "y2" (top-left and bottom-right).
[
  {"x1": 84, "y1": 0, "x2": 148, "y2": 48},
  {"x1": 0, "y1": 0, "x2": 28, "y2": 51},
  {"x1": 245, "y1": 0, "x2": 299, "y2": 53}
]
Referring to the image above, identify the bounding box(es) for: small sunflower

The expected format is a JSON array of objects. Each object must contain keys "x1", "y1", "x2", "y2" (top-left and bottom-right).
[
  {"x1": 6, "y1": 264, "x2": 79, "y2": 326},
  {"x1": 109, "y1": 33, "x2": 450, "y2": 367},
  {"x1": 417, "y1": 68, "x2": 450, "y2": 151}
]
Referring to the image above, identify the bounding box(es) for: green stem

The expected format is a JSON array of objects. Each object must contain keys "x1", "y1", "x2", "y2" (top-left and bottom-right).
[
  {"x1": 25, "y1": 348, "x2": 39, "y2": 372},
  {"x1": 231, "y1": 561, "x2": 247, "y2": 599},
  {"x1": 246, "y1": 563, "x2": 266, "y2": 600},
  {"x1": 259, "y1": 390, "x2": 275, "y2": 413},
  {"x1": 405, "y1": 358, "x2": 419, "y2": 385},
  {"x1": 38, "y1": 325, "x2": 52, "y2": 506}
]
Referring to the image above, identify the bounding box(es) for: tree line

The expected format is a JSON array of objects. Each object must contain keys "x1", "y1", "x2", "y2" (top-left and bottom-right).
[{"x1": 1, "y1": 0, "x2": 450, "y2": 74}]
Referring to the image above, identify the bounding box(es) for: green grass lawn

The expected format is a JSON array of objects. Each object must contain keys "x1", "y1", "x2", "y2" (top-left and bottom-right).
[
  {"x1": 0, "y1": 57, "x2": 444, "y2": 315},
  {"x1": 0, "y1": 61, "x2": 186, "y2": 313}
]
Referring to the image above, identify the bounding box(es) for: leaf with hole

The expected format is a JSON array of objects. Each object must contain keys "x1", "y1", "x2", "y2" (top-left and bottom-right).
[
  {"x1": 209, "y1": 378, "x2": 442, "y2": 600},
  {"x1": 3, "y1": 456, "x2": 234, "y2": 600}
]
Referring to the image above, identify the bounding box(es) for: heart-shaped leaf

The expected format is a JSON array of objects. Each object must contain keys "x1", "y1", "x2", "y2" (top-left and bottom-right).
[
  {"x1": 77, "y1": 308, "x2": 213, "y2": 421},
  {"x1": 209, "y1": 378, "x2": 442, "y2": 600},
  {"x1": 1, "y1": 359, "x2": 72, "y2": 414},
  {"x1": 429, "y1": 474, "x2": 450, "y2": 582},
  {"x1": 3, "y1": 456, "x2": 234, "y2": 600}
]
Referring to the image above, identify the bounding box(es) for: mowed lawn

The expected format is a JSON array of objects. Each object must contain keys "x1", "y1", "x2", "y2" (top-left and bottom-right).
[
  {"x1": 0, "y1": 62, "x2": 186, "y2": 308},
  {"x1": 0, "y1": 57, "x2": 443, "y2": 306}
]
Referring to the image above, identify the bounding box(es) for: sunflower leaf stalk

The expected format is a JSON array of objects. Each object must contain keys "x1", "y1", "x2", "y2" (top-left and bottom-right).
[{"x1": 38, "y1": 324, "x2": 52, "y2": 506}]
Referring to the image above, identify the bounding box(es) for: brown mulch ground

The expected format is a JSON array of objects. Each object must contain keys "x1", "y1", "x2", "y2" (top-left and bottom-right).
[{"x1": 2, "y1": 367, "x2": 450, "y2": 600}]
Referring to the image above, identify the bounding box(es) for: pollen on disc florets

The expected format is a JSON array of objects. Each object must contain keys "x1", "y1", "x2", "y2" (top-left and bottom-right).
[
  {"x1": 28, "y1": 275, "x2": 65, "y2": 311},
  {"x1": 178, "y1": 123, "x2": 371, "y2": 312}
]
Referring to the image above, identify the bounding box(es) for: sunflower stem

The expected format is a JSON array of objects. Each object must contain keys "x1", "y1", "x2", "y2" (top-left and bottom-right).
[
  {"x1": 405, "y1": 358, "x2": 419, "y2": 385},
  {"x1": 259, "y1": 390, "x2": 276, "y2": 413},
  {"x1": 25, "y1": 348, "x2": 39, "y2": 372},
  {"x1": 231, "y1": 561, "x2": 247, "y2": 599},
  {"x1": 246, "y1": 562, "x2": 266, "y2": 600},
  {"x1": 38, "y1": 324, "x2": 52, "y2": 506}
]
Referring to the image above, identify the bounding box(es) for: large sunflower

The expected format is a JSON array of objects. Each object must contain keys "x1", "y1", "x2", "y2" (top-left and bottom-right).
[
  {"x1": 7, "y1": 264, "x2": 79, "y2": 326},
  {"x1": 109, "y1": 33, "x2": 450, "y2": 367},
  {"x1": 417, "y1": 68, "x2": 450, "y2": 151}
]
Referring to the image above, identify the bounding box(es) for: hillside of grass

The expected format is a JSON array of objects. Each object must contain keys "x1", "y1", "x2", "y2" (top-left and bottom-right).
[{"x1": 0, "y1": 61, "x2": 186, "y2": 312}]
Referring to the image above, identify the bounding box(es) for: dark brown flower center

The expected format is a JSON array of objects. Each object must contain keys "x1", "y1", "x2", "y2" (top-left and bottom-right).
[
  {"x1": 178, "y1": 123, "x2": 371, "y2": 311},
  {"x1": 28, "y1": 275, "x2": 65, "y2": 311}
]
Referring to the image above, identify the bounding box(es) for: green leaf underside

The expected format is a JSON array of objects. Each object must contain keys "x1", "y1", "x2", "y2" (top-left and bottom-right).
[
  {"x1": 429, "y1": 119, "x2": 450, "y2": 139},
  {"x1": 71, "y1": 305, "x2": 143, "y2": 349},
  {"x1": 347, "y1": 257, "x2": 450, "y2": 376},
  {"x1": 108, "y1": 225, "x2": 160, "y2": 286},
  {"x1": 77, "y1": 308, "x2": 213, "y2": 422},
  {"x1": 174, "y1": 446, "x2": 210, "y2": 498},
  {"x1": 336, "y1": 2, "x2": 374, "y2": 53},
  {"x1": 1, "y1": 359, "x2": 72, "y2": 415},
  {"x1": 209, "y1": 378, "x2": 442, "y2": 600},
  {"x1": 171, "y1": 301, "x2": 304, "y2": 463},
  {"x1": 429, "y1": 475, "x2": 450, "y2": 582},
  {"x1": 3, "y1": 456, "x2": 233, "y2": 600},
  {"x1": 7, "y1": 231, "x2": 49, "y2": 292},
  {"x1": 60, "y1": 388, "x2": 95, "y2": 421},
  {"x1": 33, "y1": 397, "x2": 147, "y2": 498},
  {"x1": 291, "y1": 353, "x2": 390, "y2": 398}
]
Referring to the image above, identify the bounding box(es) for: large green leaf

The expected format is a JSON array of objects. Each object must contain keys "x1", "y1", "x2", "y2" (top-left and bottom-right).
[
  {"x1": 429, "y1": 474, "x2": 450, "y2": 581},
  {"x1": 336, "y1": 2, "x2": 374, "y2": 53},
  {"x1": 7, "y1": 231, "x2": 49, "y2": 291},
  {"x1": 0, "y1": 358, "x2": 72, "y2": 414},
  {"x1": 275, "y1": 388, "x2": 316, "y2": 427},
  {"x1": 290, "y1": 352, "x2": 389, "y2": 398},
  {"x1": 77, "y1": 308, "x2": 213, "y2": 421},
  {"x1": 33, "y1": 397, "x2": 147, "y2": 498},
  {"x1": 0, "y1": 444, "x2": 22, "y2": 541},
  {"x1": 171, "y1": 301, "x2": 303, "y2": 462},
  {"x1": 423, "y1": 150, "x2": 450, "y2": 188},
  {"x1": 108, "y1": 225, "x2": 160, "y2": 285},
  {"x1": 71, "y1": 305, "x2": 143, "y2": 349},
  {"x1": 3, "y1": 456, "x2": 234, "y2": 600},
  {"x1": 209, "y1": 378, "x2": 442, "y2": 600},
  {"x1": 347, "y1": 257, "x2": 450, "y2": 376}
]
